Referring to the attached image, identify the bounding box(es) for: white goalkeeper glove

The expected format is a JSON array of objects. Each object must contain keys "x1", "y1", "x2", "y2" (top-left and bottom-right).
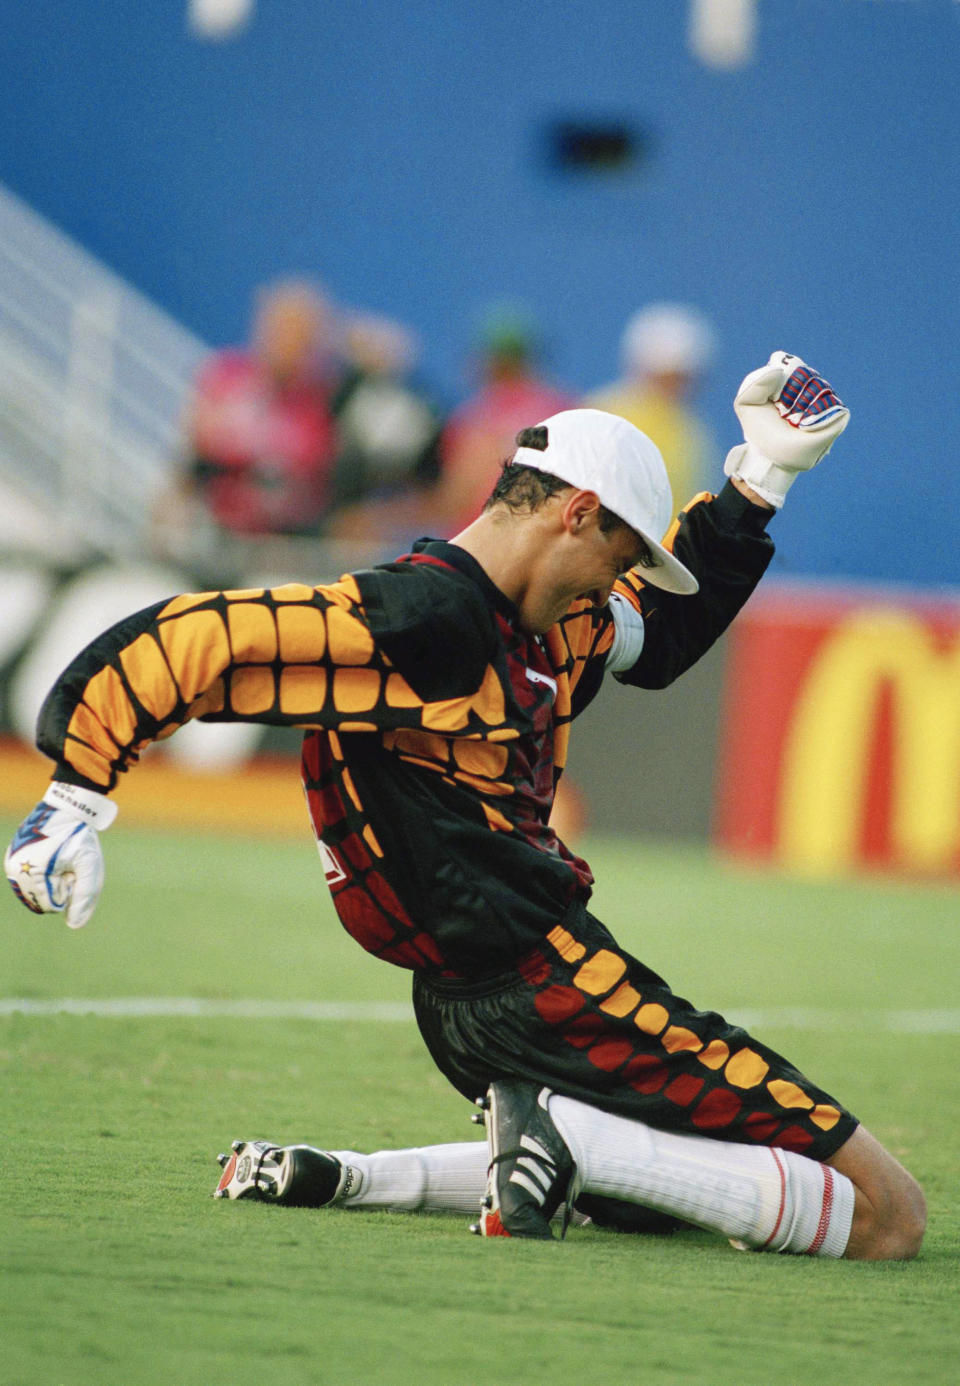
[
  {"x1": 4, "y1": 782, "x2": 117, "y2": 929},
  {"x1": 724, "y1": 350, "x2": 850, "y2": 508}
]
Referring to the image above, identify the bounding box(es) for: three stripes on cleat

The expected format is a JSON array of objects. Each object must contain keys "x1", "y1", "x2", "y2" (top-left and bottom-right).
[{"x1": 508, "y1": 1134, "x2": 557, "y2": 1206}]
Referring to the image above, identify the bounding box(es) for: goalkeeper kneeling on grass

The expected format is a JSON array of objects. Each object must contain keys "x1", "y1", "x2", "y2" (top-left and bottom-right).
[{"x1": 6, "y1": 352, "x2": 925, "y2": 1259}]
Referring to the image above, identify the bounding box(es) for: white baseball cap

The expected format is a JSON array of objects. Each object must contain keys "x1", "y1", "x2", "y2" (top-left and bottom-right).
[{"x1": 512, "y1": 408, "x2": 698, "y2": 595}]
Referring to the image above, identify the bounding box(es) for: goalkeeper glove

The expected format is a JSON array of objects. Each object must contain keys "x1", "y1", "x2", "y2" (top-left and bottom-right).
[
  {"x1": 4, "y1": 782, "x2": 117, "y2": 929},
  {"x1": 724, "y1": 350, "x2": 850, "y2": 508}
]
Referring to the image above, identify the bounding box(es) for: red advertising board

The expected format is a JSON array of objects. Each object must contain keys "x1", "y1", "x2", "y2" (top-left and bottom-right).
[{"x1": 714, "y1": 582, "x2": 960, "y2": 877}]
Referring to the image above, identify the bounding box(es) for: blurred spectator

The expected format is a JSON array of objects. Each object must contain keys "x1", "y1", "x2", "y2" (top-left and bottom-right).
[
  {"x1": 423, "y1": 306, "x2": 574, "y2": 536},
  {"x1": 154, "y1": 280, "x2": 341, "y2": 553},
  {"x1": 586, "y1": 303, "x2": 718, "y2": 505},
  {"x1": 324, "y1": 315, "x2": 442, "y2": 540}
]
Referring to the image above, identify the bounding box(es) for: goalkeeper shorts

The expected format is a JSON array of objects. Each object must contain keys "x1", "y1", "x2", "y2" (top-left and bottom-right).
[{"x1": 412, "y1": 900, "x2": 857, "y2": 1163}]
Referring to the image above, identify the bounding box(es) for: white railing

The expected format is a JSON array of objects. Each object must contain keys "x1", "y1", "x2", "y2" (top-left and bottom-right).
[{"x1": 0, "y1": 183, "x2": 208, "y2": 559}]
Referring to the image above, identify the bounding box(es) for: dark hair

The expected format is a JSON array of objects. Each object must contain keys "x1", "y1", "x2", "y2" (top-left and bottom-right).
[
  {"x1": 484, "y1": 461, "x2": 571, "y2": 513},
  {"x1": 484, "y1": 431, "x2": 659, "y2": 569}
]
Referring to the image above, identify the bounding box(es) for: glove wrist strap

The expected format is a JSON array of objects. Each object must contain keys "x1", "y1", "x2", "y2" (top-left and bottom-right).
[
  {"x1": 43, "y1": 781, "x2": 119, "y2": 831},
  {"x1": 723, "y1": 442, "x2": 796, "y2": 510}
]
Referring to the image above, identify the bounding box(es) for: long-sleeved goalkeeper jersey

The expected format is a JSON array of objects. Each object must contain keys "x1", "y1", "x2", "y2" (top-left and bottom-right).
[{"x1": 37, "y1": 482, "x2": 773, "y2": 978}]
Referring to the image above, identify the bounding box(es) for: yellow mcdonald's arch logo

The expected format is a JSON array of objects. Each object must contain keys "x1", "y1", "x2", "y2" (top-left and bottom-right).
[{"x1": 779, "y1": 607, "x2": 960, "y2": 873}]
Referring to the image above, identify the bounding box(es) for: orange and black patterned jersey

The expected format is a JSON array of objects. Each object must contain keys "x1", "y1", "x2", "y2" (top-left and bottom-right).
[{"x1": 37, "y1": 481, "x2": 773, "y2": 978}]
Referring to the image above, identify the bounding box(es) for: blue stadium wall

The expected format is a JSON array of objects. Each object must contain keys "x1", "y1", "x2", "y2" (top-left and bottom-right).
[{"x1": 1, "y1": 0, "x2": 958, "y2": 589}]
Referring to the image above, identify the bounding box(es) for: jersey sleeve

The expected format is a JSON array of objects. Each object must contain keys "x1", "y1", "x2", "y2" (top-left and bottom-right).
[
  {"x1": 614, "y1": 480, "x2": 774, "y2": 689},
  {"x1": 549, "y1": 481, "x2": 772, "y2": 715},
  {"x1": 546, "y1": 601, "x2": 619, "y2": 721},
  {"x1": 37, "y1": 566, "x2": 500, "y2": 794}
]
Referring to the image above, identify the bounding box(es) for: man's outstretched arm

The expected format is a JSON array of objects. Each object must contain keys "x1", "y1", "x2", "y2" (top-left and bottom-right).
[
  {"x1": 4, "y1": 565, "x2": 491, "y2": 928},
  {"x1": 4, "y1": 577, "x2": 384, "y2": 927}
]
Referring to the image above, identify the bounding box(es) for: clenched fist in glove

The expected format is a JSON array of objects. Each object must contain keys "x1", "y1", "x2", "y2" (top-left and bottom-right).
[
  {"x1": 724, "y1": 351, "x2": 850, "y2": 508},
  {"x1": 4, "y1": 782, "x2": 117, "y2": 929}
]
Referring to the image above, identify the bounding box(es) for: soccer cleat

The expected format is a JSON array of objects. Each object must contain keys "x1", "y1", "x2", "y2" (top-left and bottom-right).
[
  {"x1": 213, "y1": 1139, "x2": 356, "y2": 1206},
  {"x1": 472, "y1": 1080, "x2": 575, "y2": 1240}
]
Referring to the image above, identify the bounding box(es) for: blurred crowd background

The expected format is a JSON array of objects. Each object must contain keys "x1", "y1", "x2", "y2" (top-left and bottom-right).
[
  {"x1": 1, "y1": 0, "x2": 958, "y2": 876},
  {"x1": 147, "y1": 282, "x2": 719, "y2": 577}
]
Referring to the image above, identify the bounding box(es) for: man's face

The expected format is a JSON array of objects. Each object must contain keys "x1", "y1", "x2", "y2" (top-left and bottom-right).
[{"x1": 518, "y1": 510, "x2": 647, "y2": 635}]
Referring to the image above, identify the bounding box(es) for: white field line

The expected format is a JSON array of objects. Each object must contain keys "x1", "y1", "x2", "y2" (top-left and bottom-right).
[
  {"x1": 732, "y1": 1007, "x2": 960, "y2": 1035},
  {"x1": 0, "y1": 997, "x2": 959, "y2": 1033},
  {"x1": 0, "y1": 997, "x2": 413, "y2": 1021}
]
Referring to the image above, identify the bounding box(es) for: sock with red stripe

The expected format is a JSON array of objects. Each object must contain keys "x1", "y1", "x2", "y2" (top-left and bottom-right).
[{"x1": 549, "y1": 1095, "x2": 854, "y2": 1257}]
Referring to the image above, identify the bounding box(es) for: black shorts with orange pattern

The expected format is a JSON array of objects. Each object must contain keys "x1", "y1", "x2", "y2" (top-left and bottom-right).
[{"x1": 412, "y1": 900, "x2": 858, "y2": 1163}]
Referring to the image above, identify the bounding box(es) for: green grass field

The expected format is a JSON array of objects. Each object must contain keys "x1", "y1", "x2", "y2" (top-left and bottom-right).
[{"x1": 2, "y1": 813, "x2": 958, "y2": 1386}]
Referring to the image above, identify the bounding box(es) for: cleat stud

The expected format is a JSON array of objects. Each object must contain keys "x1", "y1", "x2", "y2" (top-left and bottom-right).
[
  {"x1": 217, "y1": 1153, "x2": 229, "y2": 1167},
  {"x1": 480, "y1": 1195, "x2": 492, "y2": 1209},
  {"x1": 470, "y1": 1112, "x2": 486, "y2": 1125},
  {"x1": 474, "y1": 1095, "x2": 490, "y2": 1110},
  {"x1": 469, "y1": 1223, "x2": 481, "y2": 1235},
  {"x1": 231, "y1": 1139, "x2": 243, "y2": 1151},
  {"x1": 213, "y1": 1190, "x2": 224, "y2": 1199}
]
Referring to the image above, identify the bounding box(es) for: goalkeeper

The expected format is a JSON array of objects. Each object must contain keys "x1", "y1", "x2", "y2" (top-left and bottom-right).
[{"x1": 5, "y1": 353, "x2": 925, "y2": 1260}]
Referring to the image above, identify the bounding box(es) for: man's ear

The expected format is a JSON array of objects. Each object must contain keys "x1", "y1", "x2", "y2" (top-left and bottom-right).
[{"x1": 561, "y1": 489, "x2": 603, "y2": 534}]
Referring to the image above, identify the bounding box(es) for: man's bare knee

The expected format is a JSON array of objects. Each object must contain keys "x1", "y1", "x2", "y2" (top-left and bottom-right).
[
  {"x1": 853, "y1": 1166, "x2": 926, "y2": 1260},
  {"x1": 829, "y1": 1125, "x2": 926, "y2": 1260},
  {"x1": 885, "y1": 1176, "x2": 926, "y2": 1260}
]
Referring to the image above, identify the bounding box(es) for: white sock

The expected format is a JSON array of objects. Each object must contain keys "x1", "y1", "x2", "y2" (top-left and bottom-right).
[
  {"x1": 328, "y1": 1142, "x2": 488, "y2": 1214},
  {"x1": 550, "y1": 1095, "x2": 854, "y2": 1257},
  {"x1": 328, "y1": 1141, "x2": 597, "y2": 1226}
]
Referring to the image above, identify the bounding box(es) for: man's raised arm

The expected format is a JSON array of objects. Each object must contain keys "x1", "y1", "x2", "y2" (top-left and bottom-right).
[{"x1": 613, "y1": 351, "x2": 848, "y2": 688}]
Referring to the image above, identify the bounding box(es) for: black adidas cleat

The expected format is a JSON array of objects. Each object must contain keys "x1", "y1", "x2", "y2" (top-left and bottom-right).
[
  {"x1": 213, "y1": 1140, "x2": 356, "y2": 1206},
  {"x1": 472, "y1": 1081, "x2": 575, "y2": 1239}
]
